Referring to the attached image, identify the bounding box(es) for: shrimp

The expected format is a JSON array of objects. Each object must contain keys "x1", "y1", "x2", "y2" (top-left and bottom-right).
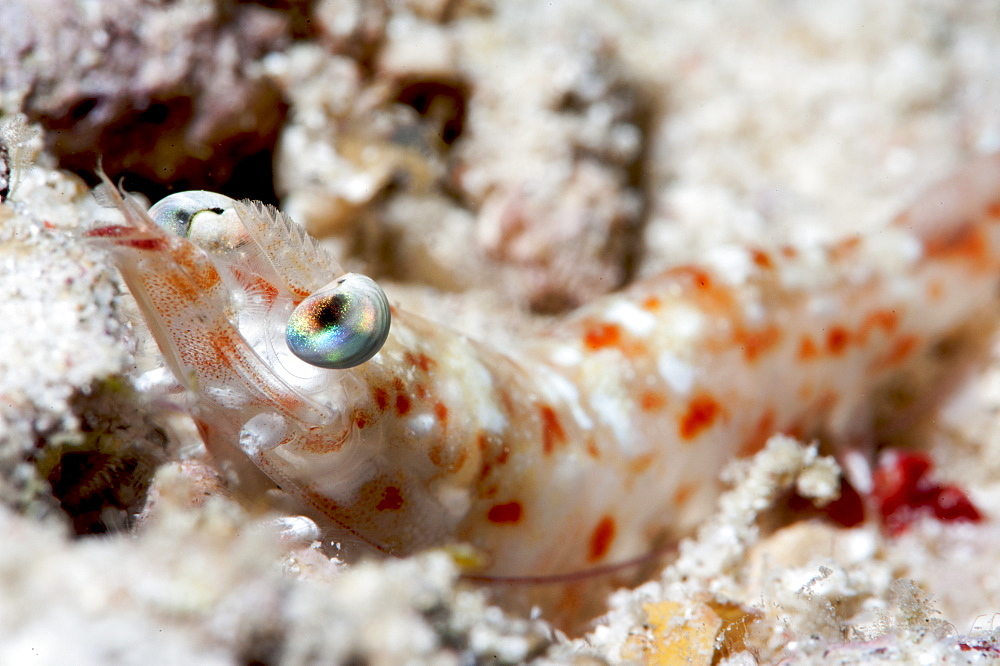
[{"x1": 86, "y1": 154, "x2": 1000, "y2": 581}]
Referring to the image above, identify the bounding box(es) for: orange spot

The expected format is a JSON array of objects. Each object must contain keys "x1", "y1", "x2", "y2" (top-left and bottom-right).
[
  {"x1": 586, "y1": 438, "x2": 600, "y2": 458},
  {"x1": 487, "y1": 501, "x2": 522, "y2": 524},
  {"x1": 434, "y1": 402, "x2": 449, "y2": 426},
  {"x1": 376, "y1": 486, "x2": 404, "y2": 511},
  {"x1": 749, "y1": 247, "x2": 773, "y2": 269},
  {"x1": 395, "y1": 394, "x2": 411, "y2": 416},
  {"x1": 639, "y1": 390, "x2": 668, "y2": 411},
  {"x1": 629, "y1": 453, "x2": 656, "y2": 476},
  {"x1": 857, "y1": 309, "x2": 899, "y2": 343},
  {"x1": 539, "y1": 405, "x2": 566, "y2": 454},
  {"x1": 927, "y1": 280, "x2": 944, "y2": 301},
  {"x1": 826, "y1": 326, "x2": 850, "y2": 355},
  {"x1": 924, "y1": 222, "x2": 990, "y2": 269},
  {"x1": 679, "y1": 395, "x2": 722, "y2": 441},
  {"x1": 871, "y1": 334, "x2": 920, "y2": 371},
  {"x1": 476, "y1": 432, "x2": 489, "y2": 452},
  {"x1": 666, "y1": 265, "x2": 713, "y2": 290},
  {"x1": 734, "y1": 325, "x2": 782, "y2": 362},
  {"x1": 428, "y1": 443, "x2": 443, "y2": 467},
  {"x1": 780, "y1": 245, "x2": 798, "y2": 259},
  {"x1": 739, "y1": 408, "x2": 776, "y2": 458},
  {"x1": 373, "y1": 387, "x2": 389, "y2": 411},
  {"x1": 663, "y1": 265, "x2": 738, "y2": 315},
  {"x1": 830, "y1": 235, "x2": 861, "y2": 260},
  {"x1": 428, "y1": 442, "x2": 468, "y2": 473},
  {"x1": 798, "y1": 336, "x2": 819, "y2": 360},
  {"x1": 987, "y1": 201, "x2": 1000, "y2": 218},
  {"x1": 584, "y1": 322, "x2": 622, "y2": 350},
  {"x1": 404, "y1": 351, "x2": 435, "y2": 372},
  {"x1": 588, "y1": 516, "x2": 616, "y2": 562},
  {"x1": 495, "y1": 445, "x2": 510, "y2": 465},
  {"x1": 672, "y1": 483, "x2": 696, "y2": 508},
  {"x1": 642, "y1": 295, "x2": 662, "y2": 310}
]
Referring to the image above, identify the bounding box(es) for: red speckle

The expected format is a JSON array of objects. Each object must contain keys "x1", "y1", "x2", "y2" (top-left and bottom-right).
[
  {"x1": 871, "y1": 334, "x2": 919, "y2": 371},
  {"x1": 925, "y1": 222, "x2": 989, "y2": 268},
  {"x1": 404, "y1": 351, "x2": 435, "y2": 372},
  {"x1": 373, "y1": 387, "x2": 389, "y2": 411},
  {"x1": 539, "y1": 405, "x2": 566, "y2": 454},
  {"x1": 872, "y1": 450, "x2": 981, "y2": 536},
  {"x1": 487, "y1": 501, "x2": 522, "y2": 524},
  {"x1": 826, "y1": 326, "x2": 850, "y2": 354},
  {"x1": 639, "y1": 390, "x2": 668, "y2": 411},
  {"x1": 798, "y1": 336, "x2": 819, "y2": 360},
  {"x1": 959, "y1": 639, "x2": 1000, "y2": 655},
  {"x1": 857, "y1": 309, "x2": 899, "y2": 343},
  {"x1": 679, "y1": 394, "x2": 721, "y2": 441},
  {"x1": 588, "y1": 516, "x2": 616, "y2": 562},
  {"x1": 672, "y1": 483, "x2": 695, "y2": 507},
  {"x1": 434, "y1": 402, "x2": 448, "y2": 425},
  {"x1": 629, "y1": 453, "x2": 656, "y2": 476},
  {"x1": 495, "y1": 445, "x2": 510, "y2": 465},
  {"x1": 376, "y1": 486, "x2": 404, "y2": 511},
  {"x1": 584, "y1": 322, "x2": 622, "y2": 350},
  {"x1": 830, "y1": 235, "x2": 861, "y2": 260},
  {"x1": 395, "y1": 394, "x2": 411, "y2": 416},
  {"x1": 734, "y1": 325, "x2": 782, "y2": 362},
  {"x1": 738, "y1": 408, "x2": 775, "y2": 458},
  {"x1": 352, "y1": 410, "x2": 369, "y2": 429},
  {"x1": 85, "y1": 225, "x2": 167, "y2": 250},
  {"x1": 688, "y1": 268, "x2": 712, "y2": 289},
  {"x1": 749, "y1": 248, "x2": 773, "y2": 269}
]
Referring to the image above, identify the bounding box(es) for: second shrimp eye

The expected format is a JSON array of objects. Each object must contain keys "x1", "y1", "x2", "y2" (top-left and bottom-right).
[
  {"x1": 286, "y1": 273, "x2": 392, "y2": 369},
  {"x1": 148, "y1": 191, "x2": 247, "y2": 251}
]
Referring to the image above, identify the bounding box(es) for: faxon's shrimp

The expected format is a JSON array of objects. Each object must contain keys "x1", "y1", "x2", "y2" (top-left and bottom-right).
[{"x1": 86, "y1": 155, "x2": 1000, "y2": 580}]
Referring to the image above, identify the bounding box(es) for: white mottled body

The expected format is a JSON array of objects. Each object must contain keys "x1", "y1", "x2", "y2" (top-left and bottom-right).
[{"x1": 90, "y1": 155, "x2": 1000, "y2": 579}]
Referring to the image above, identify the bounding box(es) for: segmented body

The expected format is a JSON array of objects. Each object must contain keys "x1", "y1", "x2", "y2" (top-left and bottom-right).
[{"x1": 89, "y1": 155, "x2": 1000, "y2": 579}]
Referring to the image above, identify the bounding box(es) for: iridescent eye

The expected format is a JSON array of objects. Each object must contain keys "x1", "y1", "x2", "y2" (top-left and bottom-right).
[
  {"x1": 286, "y1": 273, "x2": 391, "y2": 369},
  {"x1": 148, "y1": 191, "x2": 245, "y2": 250}
]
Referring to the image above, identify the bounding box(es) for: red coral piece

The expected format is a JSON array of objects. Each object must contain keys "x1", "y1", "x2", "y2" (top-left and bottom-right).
[{"x1": 872, "y1": 450, "x2": 981, "y2": 536}]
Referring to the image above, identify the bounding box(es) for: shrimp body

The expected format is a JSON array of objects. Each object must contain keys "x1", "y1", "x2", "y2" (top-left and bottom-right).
[{"x1": 89, "y1": 156, "x2": 1000, "y2": 578}]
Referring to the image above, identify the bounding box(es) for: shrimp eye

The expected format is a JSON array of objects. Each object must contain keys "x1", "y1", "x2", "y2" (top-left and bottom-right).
[
  {"x1": 286, "y1": 273, "x2": 391, "y2": 369},
  {"x1": 148, "y1": 191, "x2": 245, "y2": 250}
]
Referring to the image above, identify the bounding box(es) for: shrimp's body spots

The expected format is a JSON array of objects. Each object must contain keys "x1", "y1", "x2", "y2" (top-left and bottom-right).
[{"x1": 90, "y1": 155, "x2": 1000, "y2": 580}]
